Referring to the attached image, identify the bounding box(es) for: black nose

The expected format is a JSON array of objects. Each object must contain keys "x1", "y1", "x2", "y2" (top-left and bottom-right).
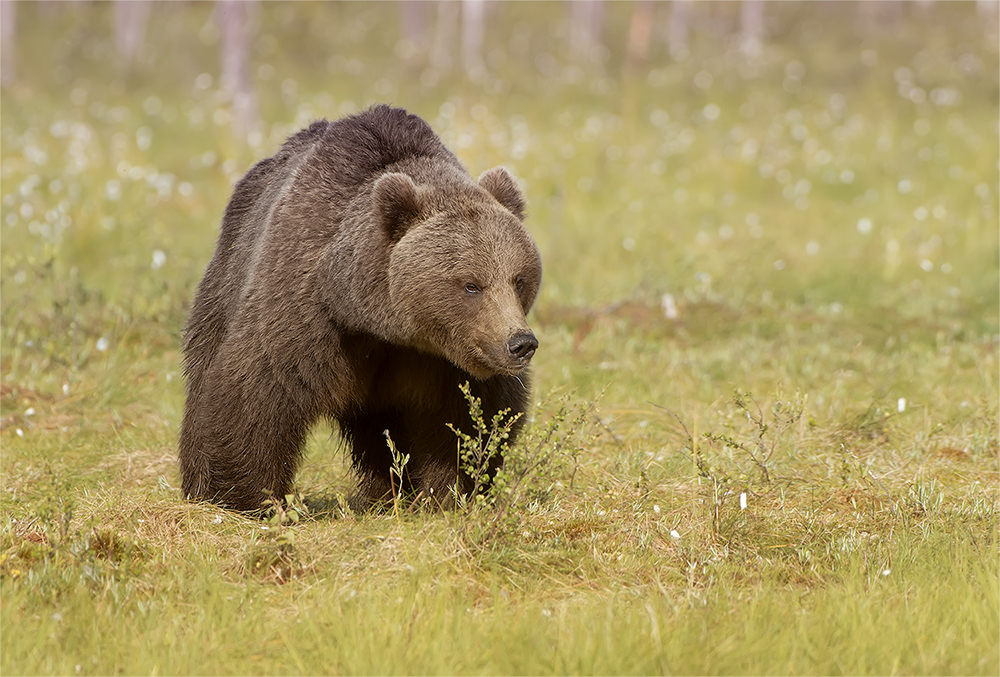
[{"x1": 507, "y1": 332, "x2": 538, "y2": 361}]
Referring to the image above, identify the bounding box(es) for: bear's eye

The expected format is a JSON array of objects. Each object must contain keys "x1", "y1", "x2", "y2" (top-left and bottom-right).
[
  {"x1": 514, "y1": 277, "x2": 525, "y2": 292},
  {"x1": 464, "y1": 282, "x2": 481, "y2": 295}
]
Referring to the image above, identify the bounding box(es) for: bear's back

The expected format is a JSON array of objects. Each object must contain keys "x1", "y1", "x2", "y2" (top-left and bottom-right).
[
  {"x1": 222, "y1": 106, "x2": 461, "y2": 241},
  {"x1": 308, "y1": 104, "x2": 462, "y2": 190},
  {"x1": 207, "y1": 105, "x2": 463, "y2": 295},
  {"x1": 237, "y1": 105, "x2": 467, "y2": 238}
]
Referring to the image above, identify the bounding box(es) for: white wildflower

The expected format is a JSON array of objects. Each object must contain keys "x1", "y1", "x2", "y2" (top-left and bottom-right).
[
  {"x1": 661, "y1": 293, "x2": 679, "y2": 320},
  {"x1": 152, "y1": 249, "x2": 167, "y2": 270}
]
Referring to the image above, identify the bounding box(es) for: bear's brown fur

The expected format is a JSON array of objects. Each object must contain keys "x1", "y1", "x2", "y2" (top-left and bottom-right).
[{"x1": 178, "y1": 105, "x2": 541, "y2": 511}]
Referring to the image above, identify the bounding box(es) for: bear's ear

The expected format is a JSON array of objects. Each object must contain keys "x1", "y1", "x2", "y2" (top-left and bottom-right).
[
  {"x1": 373, "y1": 172, "x2": 425, "y2": 242},
  {"x1": 478, "y1": 167, "x2": 526, "y2": 220}
]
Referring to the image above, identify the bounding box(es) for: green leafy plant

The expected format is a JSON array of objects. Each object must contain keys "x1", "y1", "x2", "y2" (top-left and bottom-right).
[
  {"x1": 659, "y1": 390, "x2": 805, "y2": 541},
  {"x1": 702, "y1": 390, "x2": 805, "y2": 485},
  {"x1": 452, "y1": 383, "x2": 597, "y2": 542},
  {"x1": 448, "y1": 381, "x2": 523, "y2": 505},
  {"x1": 249, "y1": 491, "x2": 308, "y2": 582},
  {"x1": 383, "y1": 429, "x2": 410, "y2": 517}
]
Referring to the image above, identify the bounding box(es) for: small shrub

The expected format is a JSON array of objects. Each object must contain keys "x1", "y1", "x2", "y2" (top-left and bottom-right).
[
  {"x1": 453, "y1": 382, "x2": 598, "y2": 542},
  {"x1": 247, "y1": 491, "x2": 308, "y2": 583},
  {"x1": 659, "y1": 390, "x2": 805, "y2": 542}
]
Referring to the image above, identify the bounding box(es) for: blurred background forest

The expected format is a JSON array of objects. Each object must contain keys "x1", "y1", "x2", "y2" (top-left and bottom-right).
[
  {"x1": 2, "y1": 0, "x2": 998, "y2": 356},
  {"x1": 2, "y1": 0, "x2": 998, "y2": 407}
]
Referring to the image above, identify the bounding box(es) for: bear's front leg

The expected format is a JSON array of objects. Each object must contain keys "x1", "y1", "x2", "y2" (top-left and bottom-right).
[{"x1": 179, "y1": 354, "x2": 311, "y2": 511}]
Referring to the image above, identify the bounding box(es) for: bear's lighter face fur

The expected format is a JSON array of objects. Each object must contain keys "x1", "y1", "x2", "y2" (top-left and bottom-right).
[{"x1": 376, "y1": 168, "x2": 541, "y2": 379}]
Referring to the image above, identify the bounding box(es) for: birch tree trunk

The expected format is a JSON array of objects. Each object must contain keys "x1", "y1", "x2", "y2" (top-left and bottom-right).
[
  {"x1": 740, "y1": 0, "x2": 764, "y2": 58},
  {"x1": 400, "y1": 0, "x2": 428, "y2": 62},
  {"x1": 461, "y1": 0, "x2": 485, "y2": 80},
  {"x1": 570, "y1": 0, "x2": 604, "y2": 65},
  {"x1": 666, "y1": 0, "x2": 692, "y2": 61},
  {"x1": 432, "y1": 0, "x2": 459, "y2": 74},
  {"x1": 626, "y1": 0, "x2": 656, "y2": 72},
  {"x1": 1, "y1": 0, "x2": 15, "y2": 88},
  {"x1": 115, "y1": 0, "x2": 152, "y2": 66},
  {"x1": 217, "y1": 0, "x2": 258, "y2": 139}
]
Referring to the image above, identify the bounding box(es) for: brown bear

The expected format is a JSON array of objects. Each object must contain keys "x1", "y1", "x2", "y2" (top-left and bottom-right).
[{"x1": 178, "y1": 104, "x2": 541, "y2": 512}]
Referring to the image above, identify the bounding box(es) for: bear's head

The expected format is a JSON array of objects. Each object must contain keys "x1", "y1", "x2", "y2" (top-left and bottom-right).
[{"x1": 374, "y1": 166, "x2": 541, "y2": 379}]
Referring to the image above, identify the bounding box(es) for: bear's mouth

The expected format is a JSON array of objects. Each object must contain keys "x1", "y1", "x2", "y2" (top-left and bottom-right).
[
  {"x1": 452, "y1": 346, "x2": 531, "y2": 381},
  {"x1": 463, "y1": 342, "x2": 535, "y2": 380}
]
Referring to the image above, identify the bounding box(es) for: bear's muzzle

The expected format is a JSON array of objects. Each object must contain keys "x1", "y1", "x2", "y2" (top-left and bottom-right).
[{"x1": 506, "y1": 332, "x2": 538, "y2": 363}]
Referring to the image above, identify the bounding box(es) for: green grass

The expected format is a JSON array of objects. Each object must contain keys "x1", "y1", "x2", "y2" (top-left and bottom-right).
[{"x1": 2, "y1": 2, "x2": 998, "y2": 675}]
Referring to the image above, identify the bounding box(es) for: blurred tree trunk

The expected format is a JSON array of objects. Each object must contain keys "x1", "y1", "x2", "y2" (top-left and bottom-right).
[
  {"x1": 570, "y1": 0, "x2": 604, "y2": 65},
  {"x1": 623, "y1": 0, "x2": 655, "y2": 137},
  {"x1": 740, "y1": 0, "x2": 764, "y2": 58},
  {"x1": 1, "y1": 0, "x2": 15, "y2": 87},
  {"x1": 857, "y1": 0, "x2": 903, "y2": 34},
  {"x1": 626, "y1": 0, "x2": 655, "y2": 72},
  {"x1": 666, "y1": 0, "x2": 692, "y2": 61},
  {"x1": 461, "y1": 0, "x2": 485, "y2": 80},
  {"x1": 401, "y1": 0, "x2": 428, "y2": 44},
  {"x1": 37, "y1": 1, "x2": 58, "y2": 19},
  {"x1": 400, "y1": 0, "x2": 428, "y2": 64},
  {"x1": 217, "y1": 0, "x2": 258, "y2": 139},
  {"x1": 396, "y1": 0, "x2": 431, "y2": 70},
  {"x1": 115, "y1": 0, "x2": 152, "y2": 66},
  {"x1": 432, "y1": 0, "x2": 459, "y2": 74}
]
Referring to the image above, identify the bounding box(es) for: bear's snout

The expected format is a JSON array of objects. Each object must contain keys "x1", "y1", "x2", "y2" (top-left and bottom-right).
[{"x1": 507, "y1": 332, "x2": 538, "y2": 363}]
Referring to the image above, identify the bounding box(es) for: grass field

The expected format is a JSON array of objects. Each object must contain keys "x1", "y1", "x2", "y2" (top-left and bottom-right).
[{"x1": 1, "y1": 2, "x2": 998, "y2": 674}]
